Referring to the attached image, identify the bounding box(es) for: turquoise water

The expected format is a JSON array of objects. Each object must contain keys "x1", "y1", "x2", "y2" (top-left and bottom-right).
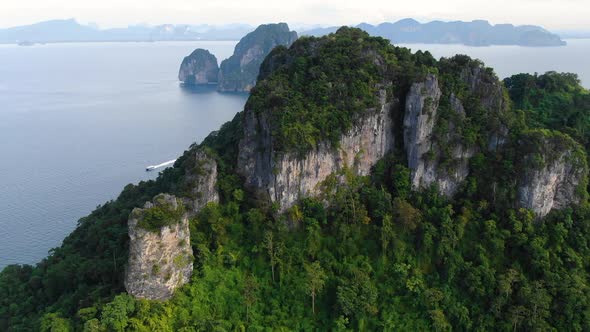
[{"x1": 1, "y1": 39, "x2": 588, "y2": 269}]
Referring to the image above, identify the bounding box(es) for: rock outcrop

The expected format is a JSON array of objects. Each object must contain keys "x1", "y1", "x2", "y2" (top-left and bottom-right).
[
  {"x1": 235, "y1": 28, "x2": 585, "y2": 219},
  {"x1": 238, "y1": 90, "x2": 394, "y2": 211},
  {"x1": 218, "y1": 23, "x2": 297, "y2": 92},
  {"x1": 517, "y1": 131, "x2": 588, "y2": 218},
  {"x1": 403, "y1": 75, "x2": 475, "y2": 196},
  {"x1": 403, "y1": 60, "x2": 509, "y2": 197},
  {"x1": 125, "y1": 149, "x2": 220, "y2": 300},
  {"x1": 181, "y1": 148, "x2": 220, "y2": 214},
  {"x1": 125, "y1": 194, "x2": 193, "y2": 300},
  {"x1": 178, "y1": 49, "x2": 219, "y2": 85}
]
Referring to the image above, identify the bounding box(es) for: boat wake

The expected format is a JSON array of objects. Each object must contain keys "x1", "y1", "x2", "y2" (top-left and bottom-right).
[{"x1": 146, "y1": 159, "x2": 176, "y2": 171}]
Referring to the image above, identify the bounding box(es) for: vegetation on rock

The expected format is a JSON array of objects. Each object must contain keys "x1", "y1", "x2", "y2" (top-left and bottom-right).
[
  {"x1": 135, "y1": 195, "x2": 185, "y2": 232},
  {"x1": 2, "y1": 28, "x2": 590, "y2": 331},
  {"x1": 504, "y1": 71, "x2": 590, "y2": 150},
  {"x1": 248, "y1": 27, "x2": 436, "y2": 155}
]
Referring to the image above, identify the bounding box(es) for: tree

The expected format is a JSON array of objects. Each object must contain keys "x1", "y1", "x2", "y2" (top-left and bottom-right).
[
  {"x1": 429, "y1": 309, "x2": 451, "y2": 332},
  {"x1": 40, "y1": 313, "x2": 72, "y2": 332},
  {"x1": 264, "y1": 231, "x2": 282, "y2": 283},
  {"x1": 381, "y1": 214, "x2": 394, "y2": 263},
  {"x1": 393, "y1": 198, "x2": 421, "y2": 231},
  {"x1": 392, "y1": 164, "x2": 412, "y2": 199},
  {"x1": 305, "y1": 261, "x2": 328, "y2": 315},
  {"x1": 508, "y1": 305, "x2": 527, "y2": 332},
  {"x1": 100, "y1": 294, "x2": 136, "y2": 332},
  {"x1": 305, "y1": 219, "x2": 322, "y2": 259},
  {"x1": 243, "y1": 274, "x2": 259, "y2": 323},
  {"x1": 336, "y1": 269, "x2": 378, "y2": 317}
]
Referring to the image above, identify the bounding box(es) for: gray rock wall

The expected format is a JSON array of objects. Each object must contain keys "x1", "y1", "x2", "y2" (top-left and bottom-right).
[
  {"x1": 238, "y1": 90, "x2": 394, "y2": 211},
  {"x1": 403, "y1": 74, "x2": 476, "y2": 197},
  {"x1": 125, "y1": 150, "x2": 220, "y2": 300},
  {"x1": 182, "y1": 149, "x2": 220, "y2": 214},
  {"x1": 125, "y1": 194, "x2": 193, "y2": 300},
  {"x1": 517, "y1": 132, "x2": 587, "y2": 218}
]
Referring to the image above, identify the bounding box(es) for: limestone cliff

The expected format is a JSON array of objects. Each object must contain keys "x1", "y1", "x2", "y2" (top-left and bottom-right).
[
  {"x1": 181, "y1": 148, "x2": 220, "y2": 214},
  {"x1": 125, "y1": 194, "x2": 193, "y2": 300},
  {"x1": 178, "y1": 49, "x2": 219, "y2": 85},
  {"x1": 238, "y1": 89, "x2": 394, "y2": 211},
  {"x1": 125, "y1": 149, "x2": 220, "y2": 300},
  {"x1": 233, "y1": 28, "x2": 586, "y2": 218},
  {"x1": 403, "y1": 59, "x2": 509, "y2": 197},
  {"x1": 218, "y1": 23, "x2": 297, "y2": 92},
  {"x1": 517, "y1": 130, "x2": 588, "y2": 218}
]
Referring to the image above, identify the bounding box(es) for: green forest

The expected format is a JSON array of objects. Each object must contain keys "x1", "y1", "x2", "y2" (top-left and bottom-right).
[{"x1": 2, "y1": 28, "x2": 590, "y2": 331}]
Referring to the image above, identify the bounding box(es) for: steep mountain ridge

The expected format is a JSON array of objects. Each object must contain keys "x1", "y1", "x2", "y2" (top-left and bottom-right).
[
  {"x1": 234, "y1": 28, "x2": 581, "y2": 215},
  {"x1": 3, "y1": 27, "x2": 590, "y2": 331}
]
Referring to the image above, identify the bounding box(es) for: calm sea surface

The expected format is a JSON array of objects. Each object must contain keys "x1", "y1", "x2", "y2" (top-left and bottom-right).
[
  {"x1": 1, "y1": 39, "x2": 589, "y2": 269},
  {"x1": 0, "y1": 41, "x2": 247, "y2": 268}
]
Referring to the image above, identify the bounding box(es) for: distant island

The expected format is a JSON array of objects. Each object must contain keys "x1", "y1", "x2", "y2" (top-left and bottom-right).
[
  {"x1": 178, "y1": 23, "x2": 297, "y2": 92},
  {"x1": 0, "y1": 19, "x2": 254, "y2": 44},
  {"x1": 0, "y1": 18, "x2": 566, "y2": 47},
  {"x1": 302, "y1": 18, "x2": 566, "y2": 46}
]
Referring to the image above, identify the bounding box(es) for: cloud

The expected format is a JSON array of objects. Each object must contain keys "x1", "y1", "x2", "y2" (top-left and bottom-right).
[{"x1": 0, "y1": 0, "x2": 588, "y2": 30}]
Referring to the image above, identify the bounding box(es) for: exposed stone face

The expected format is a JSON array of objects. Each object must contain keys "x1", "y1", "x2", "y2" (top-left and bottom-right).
[
  {"x1": 403, "y1": 74, "x2": 476, "y2": 196},
  {"x1": 238, "y1": 90, "x2": 394, "y2": 211},
  {"x1": 517, "y1": 132, "x2": 587, "y2": 218},
  {"x1": 404, "y1": 74, "x2": 442, "y2": 192},
  {"x1": 125, "y1": 194, "x2": 193, "y2": 301},
  {"x1": 125, "y1": 150, "x2": 220, "y2": 300},
  {"x1": 182, "y1": 149, "x2": 220, "y2": 214},
  {"x1": 218, "y1": 23, "x2": 297, "y2": 92},
  {"x1": 460, "y1": 65, "x2": 510, "y2": 150},
  {"x1": 178, "y1": 48, "x2": 219, "y2": 85},
  {"x1": 403, "y1": 62, "x2": 509, "y2": 197}
]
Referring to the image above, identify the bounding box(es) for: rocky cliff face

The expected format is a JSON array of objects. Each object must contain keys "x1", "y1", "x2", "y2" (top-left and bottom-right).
[
  {"x1": 178, "y1": 49, "x2": 219, "y2": 85},
  {"x1": 218, "y1": 23, "x2": 297, "y2": 92},
  {"x1": 460, "y1": 64, "x2": 510, "y2": 150},
  {"x1": 404, "y1": 75, "x2": 475, "y2": 196},
  {"x1": 517, "y1": 131, "x2": 588, "y2": 218},
  {"x1": 403, "y1": 60, "x2": 509, "y2": 197},
  {"x1": 236, "y1": 28, "x2": 585, "y2": 219},
  {"x1": 125, "y1": 149, "x2": 220, "y2": 300},
  {"x1": 125, "y1": 194, "x2": 193, "y2": 300},
  {"x1": 238, "y1": 90, "x2": 394, "y2": 211},
  {"x1": 181, "y1": 148, "x2": 220, "y2": 214}
]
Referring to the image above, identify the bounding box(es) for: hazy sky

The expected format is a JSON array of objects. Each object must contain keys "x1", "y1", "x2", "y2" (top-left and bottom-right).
[{"x1": 2, "y1": 0, "x2": 588, "y2": 30}]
